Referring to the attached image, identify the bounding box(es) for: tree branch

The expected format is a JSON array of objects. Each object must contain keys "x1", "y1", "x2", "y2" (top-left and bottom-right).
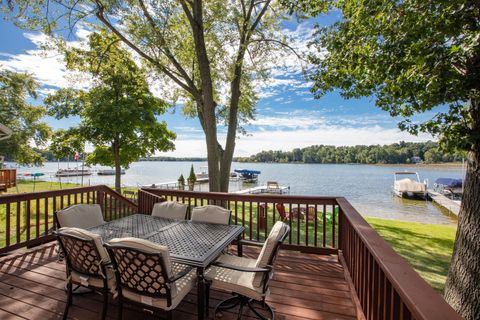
[{"x1": 93, "y1": 2, "x2": 197, "y2": 97}]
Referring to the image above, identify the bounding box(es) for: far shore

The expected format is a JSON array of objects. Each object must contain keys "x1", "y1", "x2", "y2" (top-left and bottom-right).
[{"x1": 372, "y1": 162, "x2": 464, "y2": 170}]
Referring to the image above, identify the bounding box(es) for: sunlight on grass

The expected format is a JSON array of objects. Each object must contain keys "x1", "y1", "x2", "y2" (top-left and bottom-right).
[{"x1": 366, "y1": 217, "x2": 456, "y2": 293}]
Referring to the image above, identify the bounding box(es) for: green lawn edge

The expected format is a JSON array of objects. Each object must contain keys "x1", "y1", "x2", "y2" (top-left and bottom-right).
[{"x1": 365, "y1": 217, "x2": 456, "y2": 293}]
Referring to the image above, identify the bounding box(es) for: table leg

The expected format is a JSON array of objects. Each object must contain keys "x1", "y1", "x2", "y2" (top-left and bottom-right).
[{"x1": 197, "y1": 267, "x2": 205, "y2": 320}]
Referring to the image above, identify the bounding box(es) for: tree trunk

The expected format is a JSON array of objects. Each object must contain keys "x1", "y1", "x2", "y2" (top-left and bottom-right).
[
  {"x1": 113, "y1": 141, "x2": 121, "y2": 193},
  {"x1": 444, "y1": 98, "x2": 480, "y2": 319},
  {"x1": 191, "y1": 0, "x2": 220, "y2": 192}
]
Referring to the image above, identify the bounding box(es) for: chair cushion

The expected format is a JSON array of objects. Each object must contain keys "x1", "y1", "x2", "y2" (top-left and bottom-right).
[
  {"x1": 121, "y1": 263, "x2": 196, "y2": 311},
  {"x1": 56, "y1": 204, "x2": 105, "y2": 229},
  {"x1": 152, "y1": 201, "x2": 187, "y2": 220},
  {"x1": 71, "y1": 267, "x2": 116, "y2": 291},
  {"x1": 204, "y1": 254, "x2": 266, "y2": 301},
  {"x1": 191, "y1": 205, "x2": 231, "y2": 225},
  {"x1": 253, "y1": 221, "x2": 287, "y2": 287},
  {"x1": 57, "y1": 227, "x2": 110, "y2": 264}
]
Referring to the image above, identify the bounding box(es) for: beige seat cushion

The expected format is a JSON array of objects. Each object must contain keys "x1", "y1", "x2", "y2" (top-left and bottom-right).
[
  {"x1": 56, "y1": 204, "x2": 105, "y2": 229},
  {"x1": 191, "y1": 205, "x2": 231, "y2": 225},
  {"x1": 71, "y1": 268, "x2": 116, "y2": 290},
  {"x1": 57, "y1": 227, "x2": 110, "y2": 263},
  {"x1": 253, "y1": 221, "x2": 287, "y2": 287},
  {"x1": 107, "y1": 237, "x2": 196, "y2": 310},
  {"x1": 152, "y1": 201, "x2": 187, "y2": 220},
  {"x1": 204, "y1": 254, "x2": 266, "y2": 301},
  {"x1": 121, "y1": 263, "x2": 196, "y2": 311}
]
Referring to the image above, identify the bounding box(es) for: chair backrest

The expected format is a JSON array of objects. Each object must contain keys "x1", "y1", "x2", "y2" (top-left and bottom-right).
[
  {"x1": 275, "y1": 203, "x2": 288, "y2": 221},
  {"x1": 105, "y1": 237, "x2": 177, "y2": 300},
  {"x1": 253, "y1": 221, "x2": 290, "y2": 288},
  {"x1": 56, "y1": 227, "x2": 110, "y2": 278},
  {"x1": 191, "y1": 205, "x2": 231, "y2": 225},
  {"x1": 55, "y1": 204, "x2": 105, "y2": 229},
  {"x1": 151, "y1": 201, "x2": 187, "y2": 220}
]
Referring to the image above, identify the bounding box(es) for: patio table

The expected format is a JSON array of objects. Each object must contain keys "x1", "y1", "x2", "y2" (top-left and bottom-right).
[{"x1": 88, "y1": 214, "x2": 244, "y2": 320}]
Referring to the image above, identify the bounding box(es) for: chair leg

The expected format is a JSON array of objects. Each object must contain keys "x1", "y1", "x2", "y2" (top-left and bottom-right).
[
  {"x1": 117, "y1": 298, "x2": 123, "y2": 320},
  {"x1": 166, "y1": 310, "x2": 173, "y2": 320},
  {"x1": 205, "y1": 280, "x2": 211, "y2": 317},
  {"x1": 101, "y1": 285, "x2": 109, "y2": 320},
  {"x1": 246, "y1": 299, "x2": 274, "y2": 320},
  {"x1": 63, "y1": 280, "x2": 73, "y2": 320}
]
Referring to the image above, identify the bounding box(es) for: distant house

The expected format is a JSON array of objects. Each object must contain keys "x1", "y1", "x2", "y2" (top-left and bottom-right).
[{"x1": 411, "y1": 156, "x2": 422, "y2": 164}]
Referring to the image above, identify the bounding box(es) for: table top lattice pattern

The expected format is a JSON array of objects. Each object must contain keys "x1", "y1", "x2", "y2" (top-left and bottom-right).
[{"x1": 89, "y1": 214, "x2": 243, "y2": 267}]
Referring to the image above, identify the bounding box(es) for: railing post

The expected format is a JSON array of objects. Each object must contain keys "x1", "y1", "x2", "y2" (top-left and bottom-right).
[
  {"x1": 338, "y1": 202, "x2": 344, "y2": 251},
  {"x1": 97, "y1": 189, "x2": 105, "y2": 214}
]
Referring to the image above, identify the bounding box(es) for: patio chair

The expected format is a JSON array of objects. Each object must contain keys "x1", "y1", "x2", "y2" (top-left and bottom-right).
[
  {"x1": 204, "y1": 221, "x2": 290, "y2": 320},
  {"x1": 275, "y1": 203, "x2": 290, "y2": 222},
  {"x1": 191, "y1": 205, "x2": 231, "y2": 225},
  {"x1": 55, "y1": 227, "x2": 115, "y2": 320},
  {"x1": 151, "y1": 201, "x2": 188, "y2": 220},
  {"x1": 54, "y1": 204, "x2": 105, "y2": 229},
  {"x1": 104, "y1": 237, "x2": 196, "y2": 320}
]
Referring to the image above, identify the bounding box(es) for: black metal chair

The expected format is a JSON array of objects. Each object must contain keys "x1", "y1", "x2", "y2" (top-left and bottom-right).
[
  {"x1": 104, "y1": 237, "x2": 197, "y2": 320},
  {"x1": 55, "y1": 227, "x2": 114, "y2": 320},
  {"x1": 204, "y1": 221, "x2": 290, "y2": 320}
]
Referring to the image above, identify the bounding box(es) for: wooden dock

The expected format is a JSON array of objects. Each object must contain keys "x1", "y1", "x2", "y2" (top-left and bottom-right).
[
  {"x1": 428, "y1": 190, "x2": 461, "y2": 216},
  {"x1": 234, "y1": 184, "x2": 290, "y2": 194}
]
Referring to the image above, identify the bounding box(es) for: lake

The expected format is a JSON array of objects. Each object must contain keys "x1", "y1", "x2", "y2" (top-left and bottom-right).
[{"x1": 13, "y1": 161, "x2": 464, "y2": 225}]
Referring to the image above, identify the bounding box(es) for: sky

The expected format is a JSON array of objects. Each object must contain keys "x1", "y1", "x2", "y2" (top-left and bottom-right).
[{"x1": 0, "y1": 9, "x2": 435, "y2": 157}]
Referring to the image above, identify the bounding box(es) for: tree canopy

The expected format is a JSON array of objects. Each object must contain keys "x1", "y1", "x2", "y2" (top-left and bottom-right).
[
  {"x1": 306, "y1": 0, "x2": 480, "y2": 317},
  {"x1": 0, "y1": 69, "x2": 51, "y2": 166},
  {"x1": 2, "y1": 0, "x2": 311, "y2": 192},
  {"x1": 45, "y1": 30, "x2": 176, "y2": 191}
]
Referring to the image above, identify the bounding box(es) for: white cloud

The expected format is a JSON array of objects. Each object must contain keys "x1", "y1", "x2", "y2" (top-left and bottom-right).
[{"x1": 157, "y1": 125, "x2": 433, "y2": 157}]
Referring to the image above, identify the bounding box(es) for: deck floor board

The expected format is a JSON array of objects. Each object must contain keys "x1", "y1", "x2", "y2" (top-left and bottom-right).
[{"x1": 0, "y1": 243, "x2": 358, "y2": 320}]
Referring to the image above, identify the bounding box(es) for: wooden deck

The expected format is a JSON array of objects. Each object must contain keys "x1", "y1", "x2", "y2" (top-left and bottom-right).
[{"x1": 0, "y1": 243, "x2": 358, "y2": 320}]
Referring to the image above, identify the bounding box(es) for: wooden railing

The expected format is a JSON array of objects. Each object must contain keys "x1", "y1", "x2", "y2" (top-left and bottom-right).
[
  {"x1": 0, "y1": 168, "x2": 16, "y2": 191},
  {"x1": 139, "y1": 188, "x2": 340, "y2": 254},
  {"x1": 0, "y1": 185, "x2": 137, "y2": 255},
  {"x1": 139, "y1": 188, "x2": 461, "y2": 320},
  {"x1": 0, "y1": 186, "x2": 460, "y2": 319}
]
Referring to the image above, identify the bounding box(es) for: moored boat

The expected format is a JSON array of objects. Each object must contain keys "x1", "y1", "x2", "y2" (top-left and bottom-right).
[
  {"x1": 97, "y1": 169, "x2": 125, "y2": 175},
  {"x1": 55, "y1": 168, "x2": 92, "y2": 177},
  {"x1": 234, "y1": 169, "x2": 261, "y2": 183},
  {"x1": 393, "y1": 171, "x2": 427, "y2": 199}
]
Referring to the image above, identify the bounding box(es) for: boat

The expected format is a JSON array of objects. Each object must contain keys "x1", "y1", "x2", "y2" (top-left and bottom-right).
[
  {"x1": 97, "y1": 169, "x2": 126, "y2": 175},
  {"x1": 195, "y1": 166, "x2": 209, "y2": 182},
  {"x1": 433, "y1": 178, "x2": 463, "y2": 198},
  {"x1": 393, "y1": 171, "x2": 427, "y2": 199},
  {"x1": 234, "y1": 169, "x2": 261, "y2": 183},
  {"x1": 55, "y1": 168, "x2": 92, "y2": 177}
]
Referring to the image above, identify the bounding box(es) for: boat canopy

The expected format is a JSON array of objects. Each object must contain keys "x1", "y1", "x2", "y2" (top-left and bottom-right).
[
  {"x1": 234, "y1": 169, "x2": 261, "y2": 175},
  {"x1": 434, "y1": 178, "x2": 463, "y2": 188}
]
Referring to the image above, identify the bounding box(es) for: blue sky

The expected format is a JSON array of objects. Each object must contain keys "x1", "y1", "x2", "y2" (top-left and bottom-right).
[{"x1": 0, "y1": 11, "x2": 433, "y2": 157}]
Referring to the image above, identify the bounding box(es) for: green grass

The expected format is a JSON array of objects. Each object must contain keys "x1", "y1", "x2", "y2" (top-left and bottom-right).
[{"x1": 366, "y1": 217, "x2": 456, "y2": 293}]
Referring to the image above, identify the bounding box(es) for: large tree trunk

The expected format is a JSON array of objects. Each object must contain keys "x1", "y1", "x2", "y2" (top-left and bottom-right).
[
  {"x1": 444, "y1": 98, "x2": 480, "y2": 319},
  {"x1": 191, "y1": 0, "x2": 221, "y2": 192},
  {"x1": 113, "y1": 141, "x2": 121, "y2": 193}
]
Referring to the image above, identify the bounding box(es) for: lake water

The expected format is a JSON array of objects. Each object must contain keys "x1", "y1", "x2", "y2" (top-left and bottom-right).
[{"x1": 13, "y1": 161, "x2": 464, "y2": 225}]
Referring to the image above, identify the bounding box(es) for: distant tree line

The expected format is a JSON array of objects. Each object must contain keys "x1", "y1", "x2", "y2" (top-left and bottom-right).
[{"x1": 235, "y1": 141, "x2": 466, "y2": 164}]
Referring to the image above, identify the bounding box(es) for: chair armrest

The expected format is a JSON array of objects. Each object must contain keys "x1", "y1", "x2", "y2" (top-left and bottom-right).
[
  {"x1": 213, "y1": 261, "x2": 271, "y2": 273},
  {"x1": 238, "y1": 239, "x2": 264, "y2": 248},
  {"x1": 168, "y1": 266, "x2": 194, "y2": 283}
]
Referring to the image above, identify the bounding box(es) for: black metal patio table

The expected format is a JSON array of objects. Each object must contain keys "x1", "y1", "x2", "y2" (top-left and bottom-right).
[{"x1": 88, "y1": 214, "x2": 244, "y2": 320}]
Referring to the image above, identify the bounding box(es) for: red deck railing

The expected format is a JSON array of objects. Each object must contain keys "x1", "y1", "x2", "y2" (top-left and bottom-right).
[
  {"x1": 0, "y1": 185, "x2": 137, "y2": 255},
  {"x1": 137, "y1": 188, "x2": 461, "y2": 320},
  {"x1": 0, "y1": 168, "x2": 16, "y2": 191},
  {"x1": 0, "y1": 186, "x2": 461, "y2": 319}
]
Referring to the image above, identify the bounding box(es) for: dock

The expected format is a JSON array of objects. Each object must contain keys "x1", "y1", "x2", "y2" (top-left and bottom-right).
[
  {"x1": 234, "y1": 184, "x2": 290, "y2": 195},
  {"x1": 428, "y1": 190, "x2": 461, "y2": 216}
]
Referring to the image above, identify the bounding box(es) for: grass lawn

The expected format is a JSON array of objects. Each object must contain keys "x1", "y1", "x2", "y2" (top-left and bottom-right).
[{"x1": 366, "y1": 217, "x2": 456, "y2": 293}]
